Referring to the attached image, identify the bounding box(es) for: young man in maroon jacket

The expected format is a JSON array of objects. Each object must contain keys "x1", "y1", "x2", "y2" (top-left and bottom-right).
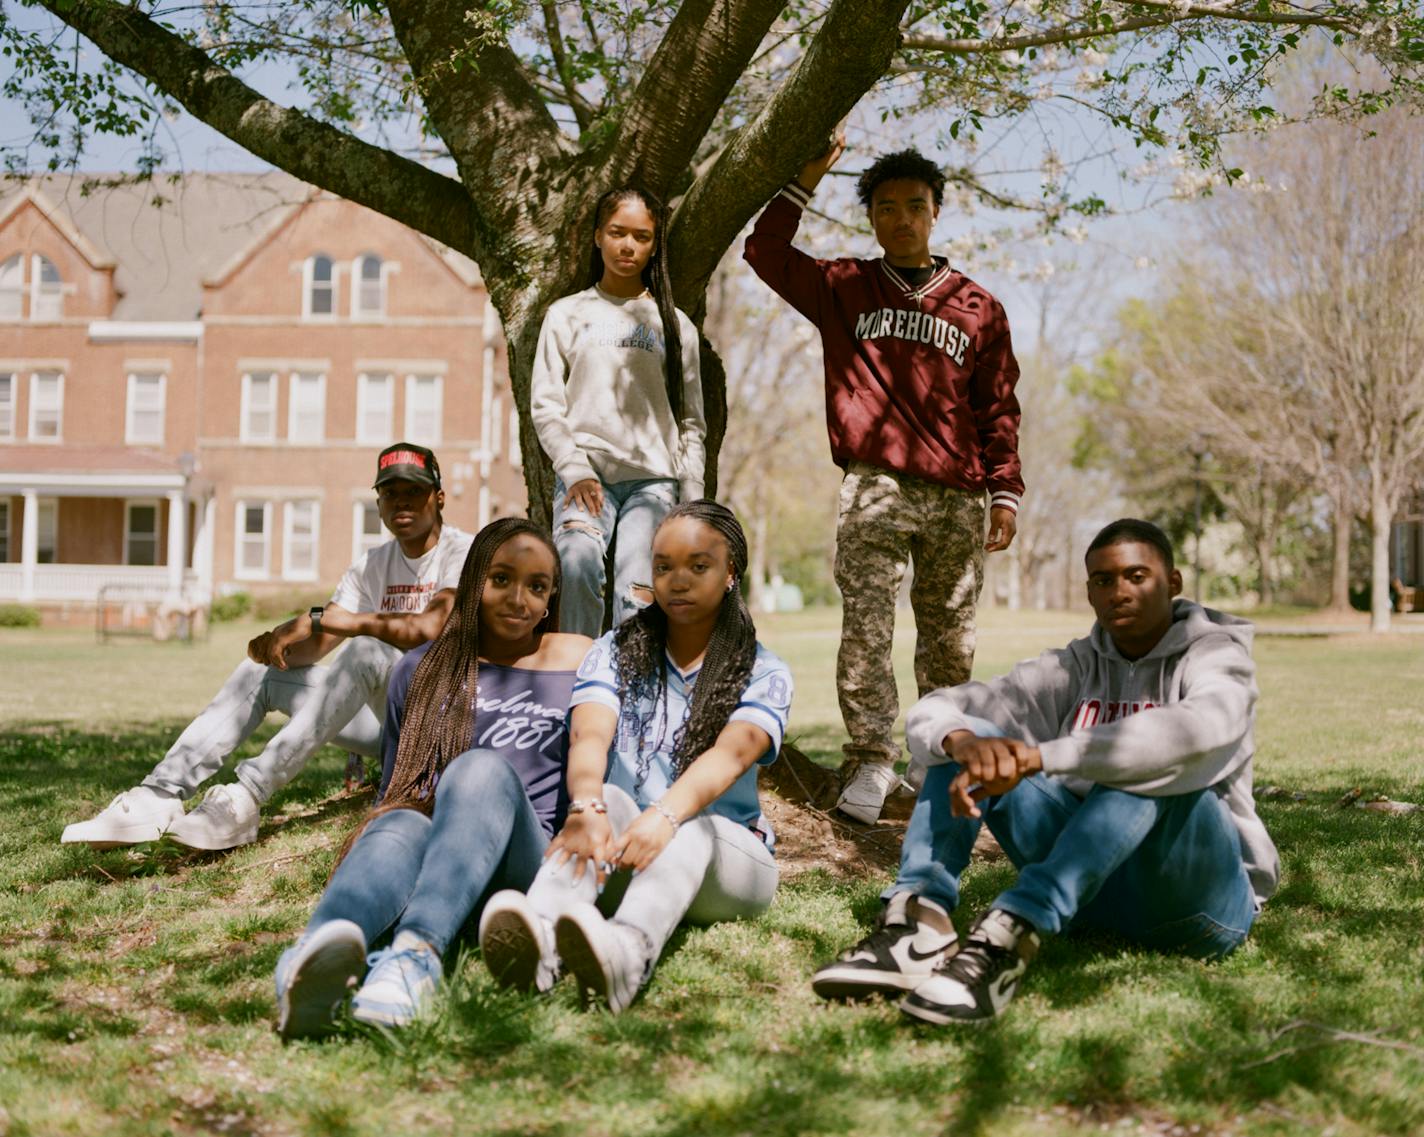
[{"x1": 744, "y1": 138, "x2": 1024, "y2": 824}]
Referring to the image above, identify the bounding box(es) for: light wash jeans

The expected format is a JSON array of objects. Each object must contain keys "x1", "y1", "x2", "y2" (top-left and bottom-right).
[
  {"x1": 525, "y1": 784, "x2": 778, "y2": 959},
  {"x1": 142, "y1": 637, "x2": 399, "y2": 804},
  {"x1": 892, "y1": 717, "x2": 1256, "y2": 959},
  {"x1": 552, "y1": 475, "x2": 678, "y2": 637},
  {"x1": 305, "y1": 749, "x2": 549, "y2": 954}
]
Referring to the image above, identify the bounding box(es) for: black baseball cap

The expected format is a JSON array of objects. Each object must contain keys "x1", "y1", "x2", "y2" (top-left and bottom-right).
[{"x1": 374, "y1": 442, "x2": 441, "y2": 489}]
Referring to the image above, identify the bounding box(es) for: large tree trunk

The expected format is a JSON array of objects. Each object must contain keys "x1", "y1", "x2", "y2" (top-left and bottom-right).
[
  {"x1": 1254, "y1": 533, "x2": 1275, "y2": 607},
  {"x1": 1369, "y1": 476, "x2": 1393, "y2": 633},
  {"x1": 1328, "y1": 492, "x2": 1353, "y2": 613}
]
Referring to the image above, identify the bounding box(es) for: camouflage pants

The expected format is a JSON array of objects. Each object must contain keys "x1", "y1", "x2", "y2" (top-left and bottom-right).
[{"x1": 834, "y1": 461, "x2": 986, "y2": 768}]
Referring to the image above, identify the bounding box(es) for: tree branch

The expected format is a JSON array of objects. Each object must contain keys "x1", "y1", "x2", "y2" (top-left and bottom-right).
[
  {"x1": 901, "y1": 2, "x2": 1350, "y2": 54},
  {"x1": 539, "y1": 0, "x2": 593, "y2": 132},
  {"x1": 35, "y1": 0, "x2": 480, "y2": 255},
  {"x1": 607, "y1": 0, "x2": 788, "y2": 197},
  {"x1": 385, "y1": 0, "x2": 573, "y2": 267},
  {"x1": 668, "y1": 0, "x2": 914, "y2": 308}
]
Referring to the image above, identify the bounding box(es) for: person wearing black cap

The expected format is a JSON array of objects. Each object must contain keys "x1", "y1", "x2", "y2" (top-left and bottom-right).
[{"x1": 62, "y1": 443, "x2": 473, "y2": 853}]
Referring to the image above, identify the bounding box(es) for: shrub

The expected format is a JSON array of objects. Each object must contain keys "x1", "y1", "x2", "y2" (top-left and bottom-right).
[
  {"x1": 253, "y1": 590, "x2": 330, "y2": 622},
  {"x1": 210, "y1": 592, "x2": 252, "y2": 623},
  {"x1": 0, "y1": 603, "x2": 41, "y2": 628}
]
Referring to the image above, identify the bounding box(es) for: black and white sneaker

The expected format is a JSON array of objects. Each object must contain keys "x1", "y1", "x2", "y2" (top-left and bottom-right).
[
  {"x1": 900, "y1": 908, "x2": 1039, "y2": 1025},
  {"x1": 812, "y1": 892, "x2": 958, "y2": 1001}
]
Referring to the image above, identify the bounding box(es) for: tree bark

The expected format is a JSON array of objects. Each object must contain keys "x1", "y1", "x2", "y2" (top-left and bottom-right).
[
  {"x1": 1370, "y1": 475, "x2": 1393, "y2": 633},
  {"x1": 1329, "y1": 492, "x2": 1353, "y2": 613}
]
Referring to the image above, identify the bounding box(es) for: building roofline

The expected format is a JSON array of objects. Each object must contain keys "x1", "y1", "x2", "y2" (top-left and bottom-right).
[{"x1": 0, "y1": 184, "x2": 119, "y2": 270}]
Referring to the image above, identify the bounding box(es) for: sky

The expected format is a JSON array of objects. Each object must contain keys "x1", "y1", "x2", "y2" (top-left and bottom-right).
[{"x1": 0, "y1": 2, "x2": 1204, "y2": 360}]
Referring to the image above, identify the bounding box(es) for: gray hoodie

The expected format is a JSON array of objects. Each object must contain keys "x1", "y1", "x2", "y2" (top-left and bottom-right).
[{"x1": 906, "y1": 599, "x2": 1279, "y2": 908}]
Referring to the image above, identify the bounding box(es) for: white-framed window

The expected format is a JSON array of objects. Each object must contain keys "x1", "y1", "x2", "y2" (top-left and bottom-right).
[
  {"x1": 124, "y1": 500, "x2": 160, "y2": 566},
  {"x1": 0, "y1": 373, "x2": 14, "y2": 440},
  {"x1": 351, "y1": 500, "x2": 385, "y2": 562},
  {"x1": 0, "y1": 499, "x2": 9, "y2": 561},
  {"x1": 29, "y1": 371, "x2": 62, "y2": 441},
  {"x1": 240, "y1": 371, "x2": 277, "y2": 442},
  {"x1": 31, "y1": 255, "x2": 62, "y2": 320},
  {"x1": 36, "y1": 497, "x2": 57, "y2": 563},
  {"x1": 304, "y1": 254, "x2": 336, "y2": 319},
  {"x1": 235, "y1": 500, "x2": 272, "y2": 579},
  {"x1": 356, "y1": 372, "x2": 394, "y2": 445},
  {"x1": 125, "y1": 373, "x2": 166, "y2": 445},
  {"x1": 352, "y1": 254, "x2": 385, "y2": 319},
  {"x1": 0, "y1": 255, "x2": 22, "y2": 320},
  {"x1": 404, "y1": 374, "x2": 442, "y2": 445},
  {"x1": 509, "y1": 405, "x2": 522, "y2": 468},
  {"x1": 288, "y1": 371, "x2": 326, "y2": 444},
  {"x1": 283, "y1": 500, "x2": 320, "y2": 580}
]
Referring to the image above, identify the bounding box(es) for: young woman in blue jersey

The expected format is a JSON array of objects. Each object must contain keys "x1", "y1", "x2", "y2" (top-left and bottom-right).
[
  {"x1": 529, "y1": 186, "x2": 707, "y2": 638},
  {"x1": 272, "y1": 518, "x2": 591, "y2": 1038},
  {"x1": 478, "y1": 500, "x2": 794, "y2": 1012}
]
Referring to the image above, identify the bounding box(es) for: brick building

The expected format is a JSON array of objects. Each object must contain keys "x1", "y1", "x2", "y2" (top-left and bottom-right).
[{"x1": 0, "y1": 174, "x2": 525, "y2": 617}]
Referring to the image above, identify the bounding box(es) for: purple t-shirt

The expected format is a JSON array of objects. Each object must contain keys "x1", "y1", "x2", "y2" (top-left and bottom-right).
[{"x1": 379, "y1": 640, "x2": 575, "y2": 835}]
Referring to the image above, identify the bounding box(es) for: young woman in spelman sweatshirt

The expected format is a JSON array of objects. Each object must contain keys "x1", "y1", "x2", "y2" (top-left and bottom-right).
[
  {"x1": 812, "y1": 518, "x2": 1279, "y2": 1025},
  {"x1": 530, "y1": 186, "x2": 706, "y2": 638}
]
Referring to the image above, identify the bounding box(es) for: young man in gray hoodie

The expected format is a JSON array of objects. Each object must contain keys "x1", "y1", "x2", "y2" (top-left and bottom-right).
[{"x1": 813, "y1": 518, "x2": 1278, "y2": 1024}]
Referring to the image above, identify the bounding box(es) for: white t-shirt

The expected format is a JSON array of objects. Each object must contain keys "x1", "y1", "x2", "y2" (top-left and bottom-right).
[{"x1": 329, "y1": 525, "x2": 472, "y2": 614}]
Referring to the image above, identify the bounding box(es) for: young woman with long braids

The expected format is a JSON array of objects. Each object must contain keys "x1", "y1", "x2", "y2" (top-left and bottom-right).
[
  {"x1": 529, "y1": 186, "x2": 707, "y2": 638},
  {"x1": 272, "y1": 518, "x2": 590, "y2": 1038},
  {"x1": 478, "y1": 501, "x2": 794, "y2": 1012}
]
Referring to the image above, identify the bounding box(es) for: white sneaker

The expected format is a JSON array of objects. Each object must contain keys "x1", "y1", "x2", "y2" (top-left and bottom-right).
[
  {"x1": 479, "y1": 890, "x2": 560, "y2": 993},
  {"x1": 350, "y1": 935, "x2": 443, "y2": 1028},
  {"x1": 166, "y1": 782, "x2": 260, "y2": 850},
  {"x1": 61, "y1": 786, "x2": 183, "y2": 848},
  {"x1": 835, "y1": 761, "x2": 902, "y2": 824},
  {"x1": 554, "y1": 903, "x2": 652, "y2": 1015},
  {"x1": 812, "y1": 891, "x2": 958, "y2": 1000},
  {"x1": 274, "y1": 919, "x2": 367, "y2": 1040}
]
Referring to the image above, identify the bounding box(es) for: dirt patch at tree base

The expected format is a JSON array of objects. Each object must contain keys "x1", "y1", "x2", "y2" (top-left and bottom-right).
[{"x1": 760, "y1": 744, "x2": 1002, "y2": 880}]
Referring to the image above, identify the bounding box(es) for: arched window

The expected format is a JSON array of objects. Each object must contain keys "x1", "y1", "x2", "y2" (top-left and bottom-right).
[
  {"x1": 0, "y1": 255, "x2": 23, "y2": 320},
  {"x1": 31, "y1": 255, "x2": 62, "y2": 319},
  {"x1": 305, "y1": 254, "x2": 335, "y2": 318},
  {"x1": 352, "y1": 253, "x2": 385, "y2": 318}
]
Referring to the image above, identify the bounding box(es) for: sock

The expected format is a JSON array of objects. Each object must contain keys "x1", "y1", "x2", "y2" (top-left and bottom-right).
[{"x1": 391, "y1": 929, "x2": 438, "y2": 957}]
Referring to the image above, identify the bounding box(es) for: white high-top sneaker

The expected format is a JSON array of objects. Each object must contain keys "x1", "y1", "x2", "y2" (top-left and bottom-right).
[
  {"x1": 835, "y1": 761, "x2": 903, "y2": 824},
  {"x1": 61, "y1": 786, "x2": 184, "y2": 848},
  {"x1": 166, "y1": 782, "x2": 261, "y2": 850},
  {"x1": 479, "y1": 890, "x2": 560, "y2": 994},
  {"x1": 812, "y1": 891, "x2": 959, "y2": 1000},
  {"x1": 554, "y1": 903, "x2": 653, "y2": 1015}
]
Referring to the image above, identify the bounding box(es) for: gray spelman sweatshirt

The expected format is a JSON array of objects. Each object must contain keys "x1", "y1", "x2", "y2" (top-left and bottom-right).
[
  {"x1": 529, "y1": 286, "x2": 706, "y2": 501},
  {"x1": 906, "y1": 599, "x2": 1279, "y2": 908}
]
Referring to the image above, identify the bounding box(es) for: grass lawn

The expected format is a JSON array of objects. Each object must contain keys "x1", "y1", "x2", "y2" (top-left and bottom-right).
[{"x1": 1, "y1": 608, "x2": 1421, "y2": 1136}]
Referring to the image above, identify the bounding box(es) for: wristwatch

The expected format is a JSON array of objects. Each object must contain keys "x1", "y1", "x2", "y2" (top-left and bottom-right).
[{"x1": 308, "y1": 606, "x2": 324, "y2": 634}]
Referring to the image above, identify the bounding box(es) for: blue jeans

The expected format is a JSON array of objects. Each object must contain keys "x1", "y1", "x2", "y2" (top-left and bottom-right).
[
  {"x1": 306, "y1": 749, "x2": 548, "y2": 954},
  {"x1": 552, "y1": 474, "x2": 678, "y2": 637},
  {"x1": 892, "y1": 722, "x2": 1255, "y2": 959}
]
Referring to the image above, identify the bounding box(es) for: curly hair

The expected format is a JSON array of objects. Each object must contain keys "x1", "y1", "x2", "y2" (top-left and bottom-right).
[
  {"x1": 612, "y1": 500, "x2": 758, "y2": 785},
  {"x1": 856, "y1": 149, "x2": 946, "y2": 211},
  {"x1": 587, "y1": 186, "x2": 686, "y2": 424},
  {"x1": 333, "y1": 517, "x2": 561, "y2": 866}
]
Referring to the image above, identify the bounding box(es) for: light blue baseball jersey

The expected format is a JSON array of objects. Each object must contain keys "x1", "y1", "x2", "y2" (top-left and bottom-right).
[{"x1": 571, "y1": 631, "x2": 794, "y2": 842}]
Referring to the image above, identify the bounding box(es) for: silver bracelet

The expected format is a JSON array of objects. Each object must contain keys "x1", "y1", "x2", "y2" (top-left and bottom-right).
[
  {"x1": 568, "y1": 798, "x2": 607, "y2": 815},
  {"x1": 650, "y1": 800, "x2": 680, "y2": 833}
]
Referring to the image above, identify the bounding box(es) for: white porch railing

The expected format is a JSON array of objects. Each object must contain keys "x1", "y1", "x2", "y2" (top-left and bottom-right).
[{"x1": 0, "y1": 564, "x2": 200, "y2": 604}]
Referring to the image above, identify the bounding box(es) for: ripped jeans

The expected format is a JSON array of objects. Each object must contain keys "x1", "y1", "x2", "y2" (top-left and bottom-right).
[{"x1": 552, "y1": 475, "x2": 678, "y2": 637}]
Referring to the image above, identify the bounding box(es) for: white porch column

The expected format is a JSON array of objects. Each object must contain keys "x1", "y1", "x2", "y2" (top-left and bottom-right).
[
  {"x1": 19, "y1": 489, "x2": 37, "y2": 602},
  {"x1": 195, "y1": 495, "x2": 215, "y2": 600},
  {"x1": 165, "y1": 489, "x2": 186, "y2": 600}
]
